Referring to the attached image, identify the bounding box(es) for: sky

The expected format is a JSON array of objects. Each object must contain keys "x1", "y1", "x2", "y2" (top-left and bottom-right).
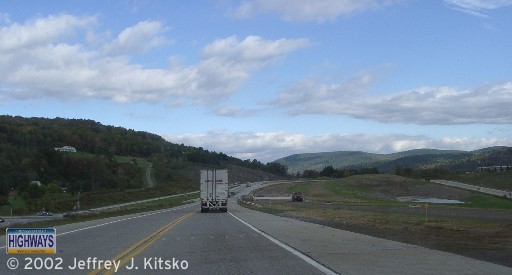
[{"x1": 1, "y1": 0, "x2": 512, "y2": 163}]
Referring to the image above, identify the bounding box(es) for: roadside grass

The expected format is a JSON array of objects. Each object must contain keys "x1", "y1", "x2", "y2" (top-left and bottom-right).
[
  {"x1": 79, "y1": 185, "x2": 191, "y2": 210},
  {"x1": 462, "y1": 193, "x2": 512, "y2": 209},
  {"x1": 0, "y1": 194, "x2": 199, "y2": 235},
  {"x1": 285, "y1": 182, "x2": 312, "y2": 194},
  {"x1": 244, "y1": 178, "x2": 512, "y2": 267},
  {"x1": 243, "y1": 175, "x2": 512, "y2": 232},
  {"x1": 283, "y1": 178, "x2": 377, "y2": 202},
  {"x1": 0, "y1": 197, "x2": 26, "y2": 215},
  {"x1": 253, "y1": 199, "x2": 506, "y2": 233},
  {"x1": 1, "y1": 185, "x2": 192, "y2": 215},
  {"x1": 277, "y1": 175, "x2": 512, "y2": 210},
  {"x1": 324, "y1": 183, "x2": 376, "y2": 201}
]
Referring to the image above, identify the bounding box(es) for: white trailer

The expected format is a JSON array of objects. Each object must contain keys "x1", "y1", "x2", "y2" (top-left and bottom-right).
[{"x1": 200, "y1": 169, "x2": 229, "y2": 212}]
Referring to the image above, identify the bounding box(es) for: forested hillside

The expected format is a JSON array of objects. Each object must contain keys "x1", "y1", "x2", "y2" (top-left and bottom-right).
[
  {"x1": 276, "y1": 147, "x2": 512, "y2": 174},
  {"x1": 0, "y1": 115, "x2": 287, "y2": 207}
]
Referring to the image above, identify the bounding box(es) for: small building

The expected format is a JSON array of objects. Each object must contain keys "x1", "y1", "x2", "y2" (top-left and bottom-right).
[
  {"x1": 30, "y1": 181, "x2": 42, "y2": 186},
  {"x1": 54, "y1": 146, "x2": 77, "y2": 152}
]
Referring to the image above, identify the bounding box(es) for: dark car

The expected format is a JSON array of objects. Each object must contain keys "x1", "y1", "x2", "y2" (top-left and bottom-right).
[
  {"x1": 291, "y1": 192, "x2": 304, "y2": 202},
  {"x1": 0, "y1": 217, "x2": 5, "y2": 223},
  {"x1": 63, "y1": 212, "x2": 75, "y2": 218}
]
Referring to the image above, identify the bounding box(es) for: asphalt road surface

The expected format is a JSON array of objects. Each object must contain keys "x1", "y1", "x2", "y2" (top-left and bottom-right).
[{"x1": 1, "y1": 203, "x2": 326, "y2": 274}]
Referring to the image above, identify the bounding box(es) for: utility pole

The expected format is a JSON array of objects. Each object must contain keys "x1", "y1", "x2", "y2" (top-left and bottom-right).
[
  {"x1": 424, "y1": 203, "x2": 429, "y2": 223},
  {"x1": 77, "y1": 190, "x2": 81, "y2": 212},
  {"x1": 10, "y1": 188, "x2": 14, "y2": 216}
]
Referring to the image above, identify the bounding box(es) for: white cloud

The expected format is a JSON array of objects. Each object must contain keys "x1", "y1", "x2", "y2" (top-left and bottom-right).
[
  {"x1": 165, "y1": 130, "x2": 510, "y2": 163},
  {"x1": 194, "y1": 35, "x2": 310, "y2": 101},
  {"x1": 213, "y1": 106, "x2": 263, "y2": 117},
  {"x1": 103, "y1": 20, "x2": 169, "y2": 55},
  {"x1": 272, "y1": 71, "x2": 512, "y2": 125},
  {"x1": 233, "y1": 0, "x2": 402, "y2": 22},
  {"x1": 444, "y1": 0, "x2": 512, "y2": 16},
  {"x1": 0, "y1": 14, "x2": 310, "y2": 106},
  {"x1": 202, "y1": 35, "x2": 310, "y2": 67},
  {"x1": 0, "y1": 14, "x2": 95, "y2": 52}
]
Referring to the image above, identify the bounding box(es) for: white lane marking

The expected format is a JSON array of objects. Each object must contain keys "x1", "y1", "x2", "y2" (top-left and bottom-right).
[
  {"x1": 58, "y1": 205, "x2": 194, "y2": 236},
  {"x1": 229, "y1": 212, "x2": 338, "y2": 275},
  {"x1": 0, "y1": 204, "x2": 194, "y2": 249}
]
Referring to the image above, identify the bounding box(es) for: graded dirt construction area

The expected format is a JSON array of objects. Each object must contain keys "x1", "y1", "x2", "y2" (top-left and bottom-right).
[{"x1": 244, "y1": 175, "x2": 512, "y2": 268}]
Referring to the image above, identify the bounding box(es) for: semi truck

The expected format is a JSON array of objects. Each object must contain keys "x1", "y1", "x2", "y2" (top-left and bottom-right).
[{"x1": 200, "y1": 169, "x2": 229, "y2": 213}]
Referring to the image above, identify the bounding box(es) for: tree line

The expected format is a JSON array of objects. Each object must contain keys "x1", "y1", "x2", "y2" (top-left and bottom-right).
[{"x1": 298, "y1": 165, "x2": 379, "y2": 179}]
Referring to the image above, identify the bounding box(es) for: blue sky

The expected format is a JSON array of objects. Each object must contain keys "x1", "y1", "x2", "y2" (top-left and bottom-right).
[{"x1": 1, "y1": 0, "x2": 512, "y2": 162}]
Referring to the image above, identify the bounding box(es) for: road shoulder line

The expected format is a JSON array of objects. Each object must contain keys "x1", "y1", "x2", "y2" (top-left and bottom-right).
[{"x1": 229, "y1": 212, "x2": 337, "y2": 275}]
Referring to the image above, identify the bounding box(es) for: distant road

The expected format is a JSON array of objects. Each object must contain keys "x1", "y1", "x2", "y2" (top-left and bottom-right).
[{"x1": 432, "y1": 179, "x2": 512, "y2": 198}]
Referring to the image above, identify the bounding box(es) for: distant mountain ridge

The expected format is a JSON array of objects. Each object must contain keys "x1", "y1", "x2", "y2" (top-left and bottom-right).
[{"x1": 275, "y1": 147, "x2": 512, "y2": 174}]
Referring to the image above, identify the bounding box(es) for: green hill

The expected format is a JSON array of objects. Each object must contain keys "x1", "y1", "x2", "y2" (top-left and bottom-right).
[
  {"x1": 275, "y1": 147, "x2": 512, "y2": 174},
  {"x1": 0, "y1": 115, "x2": 287, "y2": 212}
]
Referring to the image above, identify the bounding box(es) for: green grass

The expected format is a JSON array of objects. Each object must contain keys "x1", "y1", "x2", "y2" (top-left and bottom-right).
[
  {"x1": 283, "y1": 179, "x2": 376, "y2": 201},
  {"x1": 79, "y1": 186, "x2": 191, "y2": 209},
  {"x1": 462, "y1": 193, "x2": 512, "y2": 209},
  {"x1": 285, "y1": 182, "x2": 315, "y2": 194},
  {"x1": 0, "y1": 184, "x2": 198, "y2": 215},
  {"x1": 259, "y1": 175, "x2": 512, "y2": 210},
  {"x1": 324, "y1": 182, "x2": 375, "y2": 201},
  {"x1": 0, "y1": 197, "x2": 26, "y2": 216},
  {"x1": 9, "y1": 196, "x2": 26, "y2": 209}
]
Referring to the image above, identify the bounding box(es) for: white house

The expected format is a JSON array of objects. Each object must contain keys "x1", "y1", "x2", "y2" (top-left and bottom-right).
[{"x1": 54, "y1": 146, "x2": 77, "y2": 152}]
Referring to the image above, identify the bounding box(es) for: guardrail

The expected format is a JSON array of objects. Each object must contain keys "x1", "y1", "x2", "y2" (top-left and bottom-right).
[{"x1": 90, "y1": 191, "x2": 200, "y2": 211}]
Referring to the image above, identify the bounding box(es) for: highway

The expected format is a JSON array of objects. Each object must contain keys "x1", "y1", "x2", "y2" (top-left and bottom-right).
[
  {"x1": 1, "y1": 202, "x2": 326, "y2": 274},
  {"x1": 2, "y1": 182, "x2": 511, "y2": 274}
]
